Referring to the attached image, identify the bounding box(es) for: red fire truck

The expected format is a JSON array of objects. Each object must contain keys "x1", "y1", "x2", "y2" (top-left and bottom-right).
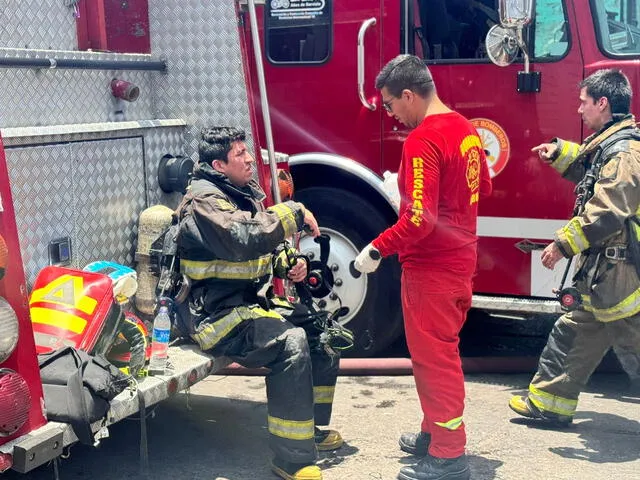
[
  {"x1": 240, "y1": 0, "x2": 640, "y2": 355},
  {"x1": 0, "y1": 0, "x2": 637, "y2": 474}
]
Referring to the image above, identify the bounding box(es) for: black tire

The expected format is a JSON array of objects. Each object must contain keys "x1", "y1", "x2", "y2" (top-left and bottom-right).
[{"x1": 295, "y1": 186, "x2": 403, "y2": 357}]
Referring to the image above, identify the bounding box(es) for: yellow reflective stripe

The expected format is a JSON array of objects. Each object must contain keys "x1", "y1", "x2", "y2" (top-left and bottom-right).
[
  {"x1": 582, "y1": 287, "x2": 640, "y2": 322},
  {"x1": 314, "y1": 386, "x2": 335, "y2": 404},
  {"x1": 191, "y1": 306, "x2": 281, "y2": 350},
  {"x1": 268, "y1": 203, "x2": 298, "y2": 238},
  {"x1": 31, "y1": 307, "x2": 87, "y2": 334},
  {"x1": 561, "y1": 218, "x2": 590, "y2": 255},
  {"x1": 268, "y1": 415, "x2": 314, "y2": 440},
  {"x1": 271, "y1": 296, "x2": 292, "y2": 308},
  {"x1": 434, "y1": 416, "x2": 463, "y2": 430},
  {"x1": 181, "y1": 254, "x2": 272, "y2": 280},
  {"x1": 528, "y1": 385, "x2": 577, "y2": 416},
  {"x1": 215, "y1": 199, "x2": 235, "y2": 211},
  {"x1": 554, "y1": 141, "x2": 580, "y2": 174}
]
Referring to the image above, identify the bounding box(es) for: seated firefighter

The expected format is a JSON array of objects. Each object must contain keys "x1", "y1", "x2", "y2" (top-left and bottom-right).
[{"x1": 174, "y1": 126, "x2": 343, "y2": 480}]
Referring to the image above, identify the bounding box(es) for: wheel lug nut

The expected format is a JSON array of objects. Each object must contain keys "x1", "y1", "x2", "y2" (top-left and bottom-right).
[
  {"x1": 329, "y1": 293, "x2": 338, "y2": 301},
  {"x1": 318, "y1": 299, "x2": 327, "y2": 308},
  {"x1": 330, "y1": 263, "x2": 339, "y2": 272},
  {"x1": 334, "y1": 279, "x2": 343, "y2": 287}
]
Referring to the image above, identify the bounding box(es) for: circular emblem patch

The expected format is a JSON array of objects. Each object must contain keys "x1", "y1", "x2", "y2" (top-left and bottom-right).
[{"x1": 471, "y1": 118, "x2": 511, "y2": 178}]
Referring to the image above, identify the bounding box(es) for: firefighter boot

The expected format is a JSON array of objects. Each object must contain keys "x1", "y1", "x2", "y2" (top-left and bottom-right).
[
  {"x1": 271, "y1": 458, "x2": 322, "y2": 480},
  {"x1": 509, "y1": 395, "x2": 573, "y2": 427},
  {"x1": 314, "y1": 427, "x2": 343, "y2": 451},
  {"x1": 398, "y1": 454, "x2": 470, "y2": 480},
  {"x1": 399, "y1": 431, "x2": 431, "y2": 456}
]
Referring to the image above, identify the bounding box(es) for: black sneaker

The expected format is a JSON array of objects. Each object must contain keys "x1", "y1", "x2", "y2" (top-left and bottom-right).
[
  {"x1": 399, "y1": 431, "x2": 431, "y2": 456},
  {"x1": 398, "y1": 454, "x2": 470, "y2": 480}
]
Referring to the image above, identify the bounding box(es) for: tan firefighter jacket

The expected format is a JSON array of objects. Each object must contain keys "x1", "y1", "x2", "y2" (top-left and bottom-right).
[
  {"x1": 550, "y1": 116, "x2": 640, "y2": 321},
  {"x1": 175, "y1": 162, "x2": 305, "y2": 316}
]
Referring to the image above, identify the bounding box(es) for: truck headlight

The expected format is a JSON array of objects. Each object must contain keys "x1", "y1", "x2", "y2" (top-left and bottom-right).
[{"x1": 0, "y1": 297, "x2": 18, "y2": 364}]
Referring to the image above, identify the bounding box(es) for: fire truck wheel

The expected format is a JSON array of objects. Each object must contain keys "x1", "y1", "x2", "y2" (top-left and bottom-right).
[{"x1": 295, "y1": 186, "x2": 403, "y2": 357}]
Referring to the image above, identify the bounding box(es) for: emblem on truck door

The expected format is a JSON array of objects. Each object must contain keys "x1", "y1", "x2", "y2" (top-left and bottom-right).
[{"x1": 471, "y1": 118, "x2": 511, "y2": 178}]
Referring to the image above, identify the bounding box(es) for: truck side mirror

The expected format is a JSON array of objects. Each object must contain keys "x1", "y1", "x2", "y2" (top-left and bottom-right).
[
  {"x1": 488, "y1": 1, "x2": 541, "y2": 93},
  {"x1": 498, "y1": 0, "x2": 534, "y2": 28},
  {"x1": 485, "y1": 25, "x2": 519, "y2": 67}
]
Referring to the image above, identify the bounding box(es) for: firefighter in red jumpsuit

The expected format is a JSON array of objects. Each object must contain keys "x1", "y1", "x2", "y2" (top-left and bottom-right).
[{"x1": 354, "y1": 54, "x2": 492, "y2": 480}]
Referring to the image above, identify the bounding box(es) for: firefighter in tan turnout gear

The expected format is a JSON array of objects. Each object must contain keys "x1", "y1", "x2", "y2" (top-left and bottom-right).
[
  {"x1": 510, "y1": 69, "x2": 640, "y2": 425},
  {"x1": 175, "y1": 127, "x2": 343, "y2": 480}
]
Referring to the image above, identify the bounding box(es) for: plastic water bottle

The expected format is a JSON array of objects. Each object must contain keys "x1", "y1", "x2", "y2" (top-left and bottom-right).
[{"x1": 149, "y1": 305, "x2": 171, "y2": 375}]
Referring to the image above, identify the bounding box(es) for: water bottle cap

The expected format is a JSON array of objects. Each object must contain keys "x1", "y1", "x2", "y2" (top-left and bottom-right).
[{"x1": 157, "y1": 296, "x2": 173, "y2": 308}]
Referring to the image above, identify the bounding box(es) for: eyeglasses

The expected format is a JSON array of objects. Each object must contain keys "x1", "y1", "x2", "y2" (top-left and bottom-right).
[{"x1": 382, "y1": 97, "x2": 396, "y2": 113}]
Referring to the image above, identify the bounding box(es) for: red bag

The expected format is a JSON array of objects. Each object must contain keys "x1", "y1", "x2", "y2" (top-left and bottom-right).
[{"x1": 30, "y1": 266, "x2": 122, "y2": 356}]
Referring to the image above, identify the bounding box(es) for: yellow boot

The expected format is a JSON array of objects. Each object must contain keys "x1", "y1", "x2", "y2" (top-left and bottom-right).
[
  {"x1": 314, "y1": 427, "x2": 343, "y2": 451},
  {"x1": 509, "y1": 395, "x2": 572, "y2": 426},
  {"x1": 271, "y1": 459, "x2": 322, "y2": 480}
]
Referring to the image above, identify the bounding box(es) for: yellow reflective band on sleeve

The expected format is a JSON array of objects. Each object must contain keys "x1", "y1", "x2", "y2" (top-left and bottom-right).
[
  {"x1": 313, "y1": 386, "x2": 335, "y2": 404},
  {"x1": 434, "y1": 416, "x2": 463, "y2": 431},
  {"x1": 554, "y1": 141, "x2": 580, "y2": 174},
  {"x1": 191, "y1": 306, "x2": 282, "y2": 350},
  {"x1": 267, "y1": 203, "x2": 298, "y2": 238},
  {"x1": 181, "y1": 254, "x2": 272, "y2": 280},
  {"x1": 528, "y1": 385, "x2": 577, "y2": 416},
  {"x1": 582, "y1": 287, "x2": 640, "y2": 322},
  {"x1": 268, "y1": 415, "x2": 315, "y2": 440},
  {"x1": 561, "y1": 218, "x2": 590, "y2": 255}
]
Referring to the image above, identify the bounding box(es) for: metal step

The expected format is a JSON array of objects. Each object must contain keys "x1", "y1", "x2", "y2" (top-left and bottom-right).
[{"x1": 472, "y1": 294, "x2": 562, "y2": 315}]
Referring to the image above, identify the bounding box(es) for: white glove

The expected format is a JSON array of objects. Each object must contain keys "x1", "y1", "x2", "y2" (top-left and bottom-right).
[{"x1": 354, "y1": 243, "x2": 382, "y2": 274}]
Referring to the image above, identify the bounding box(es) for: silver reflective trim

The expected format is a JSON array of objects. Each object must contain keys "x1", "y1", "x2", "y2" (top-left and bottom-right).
[{"x1": 289, "y1": 153, "x2": 398, "y2": 213}]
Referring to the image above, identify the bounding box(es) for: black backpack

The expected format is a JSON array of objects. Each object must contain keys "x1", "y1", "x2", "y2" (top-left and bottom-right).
[{"x1": 38, "y1": 347, "x2": 130, "y2": 445}]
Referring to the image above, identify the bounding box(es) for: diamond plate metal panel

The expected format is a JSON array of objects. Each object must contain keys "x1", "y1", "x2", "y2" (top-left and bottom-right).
[
  {"x1": 2, "y1": 0, "x2": 260, "y2": 281},
  {"x1": 6, "y1": 137, "x2": 147, "y2": 287},
  {"x1": 3, "y1": 0, "x2": 77, "y2": 50},
  {"x1": 71, "y1": 137, "x2": 146, "y2": 270},
  {"x1": 143, "y1": 127, "x2": 188, "y2": 208},
  {"x1": 146, "y1": 1, "x2": 255, "y2": 158},
  {"x1": 6, "y1": 144, "x2": 75, "y2": 286},
  {"x1": 1, "y1": 1, "x2": 255, "y2": 157},
  {"x1": 0, "y1": 52, "x2": 156, "y2": 127}
]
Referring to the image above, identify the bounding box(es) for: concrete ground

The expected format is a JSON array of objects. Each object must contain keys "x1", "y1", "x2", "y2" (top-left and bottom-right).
[{"x1": 9, "y1": 370, "x2": 640, "y2": 480}]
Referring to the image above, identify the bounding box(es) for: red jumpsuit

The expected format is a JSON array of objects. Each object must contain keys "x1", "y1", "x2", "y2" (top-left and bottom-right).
[{"x1": 372, "y1": 111, "x2": 492, "y2": 458}]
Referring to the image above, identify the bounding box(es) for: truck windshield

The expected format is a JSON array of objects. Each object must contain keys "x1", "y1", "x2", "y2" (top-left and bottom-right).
[{"x1": 593, "y1": 0, "x2": 640, "y2": 56}]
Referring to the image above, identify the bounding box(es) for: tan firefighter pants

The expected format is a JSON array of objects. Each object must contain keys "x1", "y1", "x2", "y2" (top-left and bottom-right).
[{"x1": 529, "y1": 308, "x2": 640, "y2": 417}]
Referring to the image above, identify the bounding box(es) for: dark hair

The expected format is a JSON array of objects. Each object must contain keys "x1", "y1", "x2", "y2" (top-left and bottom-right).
[
  {"x1": 579, "y1": 69, "x2": 632, "y2": 115},
  {"x1": 375, "y1": 54, "x2": 435, "y2": 98},
  {"x1": 199, "y1": 126, "x2": 246, "y2": 165}
]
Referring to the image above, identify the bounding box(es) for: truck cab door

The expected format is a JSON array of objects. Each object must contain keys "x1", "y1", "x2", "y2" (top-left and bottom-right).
[
  {"x1": 252, "y1": 0, "x2": 385, "y2": 168},
  {"x1": 381, "y1": 0, "x2": 584, "y2": 297}
]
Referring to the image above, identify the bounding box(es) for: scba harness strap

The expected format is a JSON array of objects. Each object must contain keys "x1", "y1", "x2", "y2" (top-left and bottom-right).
[{"x1": 558, "y1": 127, "x2": 640, "y2": 311}]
